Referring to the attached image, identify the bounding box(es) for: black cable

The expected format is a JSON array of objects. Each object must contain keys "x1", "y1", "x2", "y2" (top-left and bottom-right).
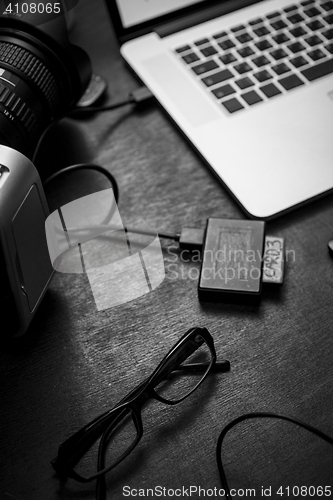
[
  {"x1": 69, "y1": 87, "x2": 154, "y2": 116},
  {"x1": 68, "y1": 97, "x2": 134, "y2": 115},
  {"x1": 32, "y1": 111, "x2": 71, "y2": 165},
  {"x1": 56, "y1": 224, "x2": 179, "y2": 241},
  {"x1": 32, "y1": 99, "x2": 131, "y2": 164},
  {"x1": 43, "y1": 163, "x2": 119, "y2": 202},
  {"x1": 43, "y1": 163, "x2": 119, "y2": 227},
  {"x1": 32, "y1": 86, "x2": 154, "y2": 165},
  {"x1": 32, "y1": 101, "x2": 124, "y2": 164},
  {"x1": 216, "y1": 412, "x2": 333, "y2": 500},
  {"x1": 42, "y1": 163, "x2": 182, "y2": 244}
]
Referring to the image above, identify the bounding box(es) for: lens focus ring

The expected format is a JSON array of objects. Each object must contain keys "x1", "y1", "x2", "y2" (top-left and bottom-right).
[{"x1": 0, "y1": 41, "x2": 60, "y2": 112}]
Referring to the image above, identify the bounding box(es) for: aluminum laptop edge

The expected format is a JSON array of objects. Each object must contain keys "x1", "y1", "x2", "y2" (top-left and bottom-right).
[{"x1": 105, "y1": 0, "x2": 333, "y2": 219}]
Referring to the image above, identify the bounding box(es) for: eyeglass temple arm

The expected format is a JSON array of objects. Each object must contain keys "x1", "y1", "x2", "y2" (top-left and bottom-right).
[
  {"x1": 150, "y1": 323, "x2": 228, "y2": 385},
  {"x1": 51, "y1": 378, "x2": 148, "y2": 479},
  {"x1": 175, "y1": 360, "x2": 230, "y2": 372},
  {"x1": 51, "y1": 408, "x2": 126, "y2": 480},
  {"x1": 150, "y1": 341, "x2": 200, "y2": 388}
]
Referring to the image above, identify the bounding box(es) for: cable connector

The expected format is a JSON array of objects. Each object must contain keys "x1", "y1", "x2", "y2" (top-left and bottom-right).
[
  {"x1": 129, "y1": 86, "x2": 154, "y2": 106},
  {"x1": 177, "y1": 227, "x2": 205, "y2": 251}
]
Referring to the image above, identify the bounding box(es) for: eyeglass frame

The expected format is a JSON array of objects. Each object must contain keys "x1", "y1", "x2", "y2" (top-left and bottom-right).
[{"x1": 51, "y1": 326, "x2": 223, "y2": 484}]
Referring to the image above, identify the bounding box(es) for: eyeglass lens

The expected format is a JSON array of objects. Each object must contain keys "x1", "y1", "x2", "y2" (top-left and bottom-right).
[{"x1": 153, "y1": 332, "x2": 213, "y2": 402}]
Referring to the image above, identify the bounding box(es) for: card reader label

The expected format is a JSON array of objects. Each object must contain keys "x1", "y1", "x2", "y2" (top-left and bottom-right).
[{"x1": 262, "y1": 236, "x2": 284, "y2": 284}]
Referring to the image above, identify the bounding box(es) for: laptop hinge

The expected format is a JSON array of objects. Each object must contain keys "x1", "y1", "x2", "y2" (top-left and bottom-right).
[{"x1": 155, "y1": 0, "x2": 263, "y2": 38}]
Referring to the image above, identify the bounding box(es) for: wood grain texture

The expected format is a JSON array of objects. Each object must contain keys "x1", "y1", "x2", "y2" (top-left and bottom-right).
[{"x1": 1, "y1": 1, "x2": 333, "y2": 499}]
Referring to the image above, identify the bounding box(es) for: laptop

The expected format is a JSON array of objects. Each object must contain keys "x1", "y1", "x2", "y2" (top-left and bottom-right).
[{"x1": 104, "y1": 0, "x2": 333, "y2": 219}]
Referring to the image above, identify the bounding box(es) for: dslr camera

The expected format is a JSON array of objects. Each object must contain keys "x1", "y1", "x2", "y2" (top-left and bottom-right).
[{"x1": 0, "y1": 0, "x2": 92, "y2": 338}]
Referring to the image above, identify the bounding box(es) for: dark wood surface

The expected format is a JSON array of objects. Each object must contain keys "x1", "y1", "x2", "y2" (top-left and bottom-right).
[{"x1": 1, "y1": 1, "x2": 333, "y2": 499}]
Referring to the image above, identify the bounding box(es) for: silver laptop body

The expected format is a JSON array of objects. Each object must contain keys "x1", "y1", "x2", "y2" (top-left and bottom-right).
[{"x1": 106, "y1": 0, "x2": 333, "y2": 219}]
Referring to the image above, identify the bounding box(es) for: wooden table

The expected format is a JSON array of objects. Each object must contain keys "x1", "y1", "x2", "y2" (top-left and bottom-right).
[{"x1": 1, "y1": 1, "x2": 333, "y2": 499}]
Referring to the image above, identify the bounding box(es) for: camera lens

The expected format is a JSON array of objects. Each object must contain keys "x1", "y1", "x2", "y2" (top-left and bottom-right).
[{"x1": 0, "y1": 16, "x2": 91, "y2": 156}]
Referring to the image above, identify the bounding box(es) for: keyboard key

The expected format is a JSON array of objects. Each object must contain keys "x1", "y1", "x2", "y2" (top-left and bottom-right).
[
  {"x1": 321, "y1": 1, "x2": 333, "y2": 11},
  {"x1": 267, "y1": 11, "x2": 281, "y2": 19},
  {"x1": 326, "y1": 42, "x2": 333, "y2": 53},
  {"x1": 304, "y1": 7, "x2": 321, "y2": 18},
  {"x1": 219, "y1": 53, "x2": 237, "y2": 64},
  {"x1": 249, "y1": 18, "x2": 264, "y2": 26},
  {"x1": 192, "y1": 60, "x2": 219, "y2": 75},
  {"x1": 307, "y1": 19, "x2": 324, "y2": 31},
  {"x1": 195, "y1": 38, "x2": 210, "y2": 46},
  {"x1": 200, "y1": 46, "x2": 218, "y2": 57},
  {"x1": 287, "y1": 13, "x2": 305, "y2": 23},
  {"x1": 212, "y1": 84, "x2": 235, "y2": 99},
  {"x1": 324, "y1": 14, "x2": 333, "y2": 25},
  {"x1": 222, "y1": 97, "x2": 244, "y2": 113},
  {"x1": 260, "y1": 82, "x2": 282, "y2": 97},
  {"x1": 236, "y1": 32, "x2": 253, "y2": 43},
  {"x1": 290, "y1": 26, "x2": 307, "y2": 37},
  {"x1": 236, "y1": 76, "x2": 255, "y2": 89},
  {"x1": 254, "y1": 69, "x2": 273, "y2": 82},
  {"x1": 271, "y1": 19, "x2": 288, "y2": 30},
  {"x1": 301, "y1": 57, "x2": 333, "y2": 80},
  {"x1": 202, "y1": 69, "x2": 234, "y2": 86},
  {"x1": 305, "y1": 35, "x2": 323, "y2": 46},
  {"x1": 279, "y1": 74, "x2": 304, "y2": 90},
  {"x1": 308, "y1": 49, "x2": 326, "y2": 61},
  {"x1": 218, "y1": 39, "x2": 235, "y2": 50},
  {"x1": 301, "y1": 0, "x2": 315, "y2": 5},
  {"x1": 253, "y1": 26, "x2": 271, "y2": 37},
  {"x1": 288, "y1": 41, "x2": 306, "y2": 52},
  {"x1": 290, "y1": 55, "x2": 310, "y2": 67},
  {"x1": 308, "y1": 48, "x2": 326, "y2": 60},
  {"x1": 182, "y1": 53, "x2": 200, "y2": 64},
  {"x1": 252, "y1": 55, "x2": 270, "y2": 67},
  {"x1": 272, "y1": 62, "x2": 291, "y2": 74},
  {"x1": 273, "y1": 33, "x2": 290, "y2": 44},
  {"x1": 231, "y1": 24, "x2": 246, "y2": 32},
  {"x1": 242, "y1": 90, "x2": 263, "y2": 105},
  {"x1": 213, "y1": 31, "x2": 228, "y2": 39},
  {"x1": 270, "y1": 48, "x2": 288, "y2": 60},
  {"x1": 284, "y1": 4, "x2": 298, "y2": 12},
  {"x1": 322, "y1": 29, "x2": 333, "y2": 40},
  {"x1": 255, "y1": 39, "x2": 273, "y2": 50},
  {"x1": 234, "y1": 62, "x2": 252, "y2": 74},
  {"x1": 175, "y1": 45, "x2": 191, "y2": 53},
  {"x1": 237, "y1": 46, "x2": 255, "y2": 57}
]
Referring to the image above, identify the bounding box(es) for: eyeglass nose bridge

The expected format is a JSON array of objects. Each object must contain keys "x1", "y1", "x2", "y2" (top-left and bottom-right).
[{"x1": 127, "y1": 389, "x2": 152, "y2": 412}]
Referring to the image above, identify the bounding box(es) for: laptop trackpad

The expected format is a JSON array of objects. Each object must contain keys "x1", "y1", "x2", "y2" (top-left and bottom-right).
[{"x1": 143, "y1": 53, "x2": 220, "y2": 128}]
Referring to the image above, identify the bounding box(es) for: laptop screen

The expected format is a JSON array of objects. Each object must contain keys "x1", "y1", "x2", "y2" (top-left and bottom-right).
[
  {"x1": 106, "y1": 0, "x2": 225, "y2": 43},
  {"x1": 115, "y1": 0, "x2": 205, "y2": 29}
]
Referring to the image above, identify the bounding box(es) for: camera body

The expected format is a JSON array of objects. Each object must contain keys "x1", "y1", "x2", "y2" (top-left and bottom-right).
[
  {"x1": 0, "y1": 145, "x2": 53, "y2": 337},
  {"x1": 0, "y1": 2, "x2": 92, "y2": 337}
]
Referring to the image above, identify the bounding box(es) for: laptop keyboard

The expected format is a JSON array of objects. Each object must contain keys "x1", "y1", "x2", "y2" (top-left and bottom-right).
[{"x1": 175, "y1": 0, "x2": 333, "y2": 113}]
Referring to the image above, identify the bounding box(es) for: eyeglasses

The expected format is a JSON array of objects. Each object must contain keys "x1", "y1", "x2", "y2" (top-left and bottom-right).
[{"x1": 51, "y1": 326, "x2": 230, "y2": 487}]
